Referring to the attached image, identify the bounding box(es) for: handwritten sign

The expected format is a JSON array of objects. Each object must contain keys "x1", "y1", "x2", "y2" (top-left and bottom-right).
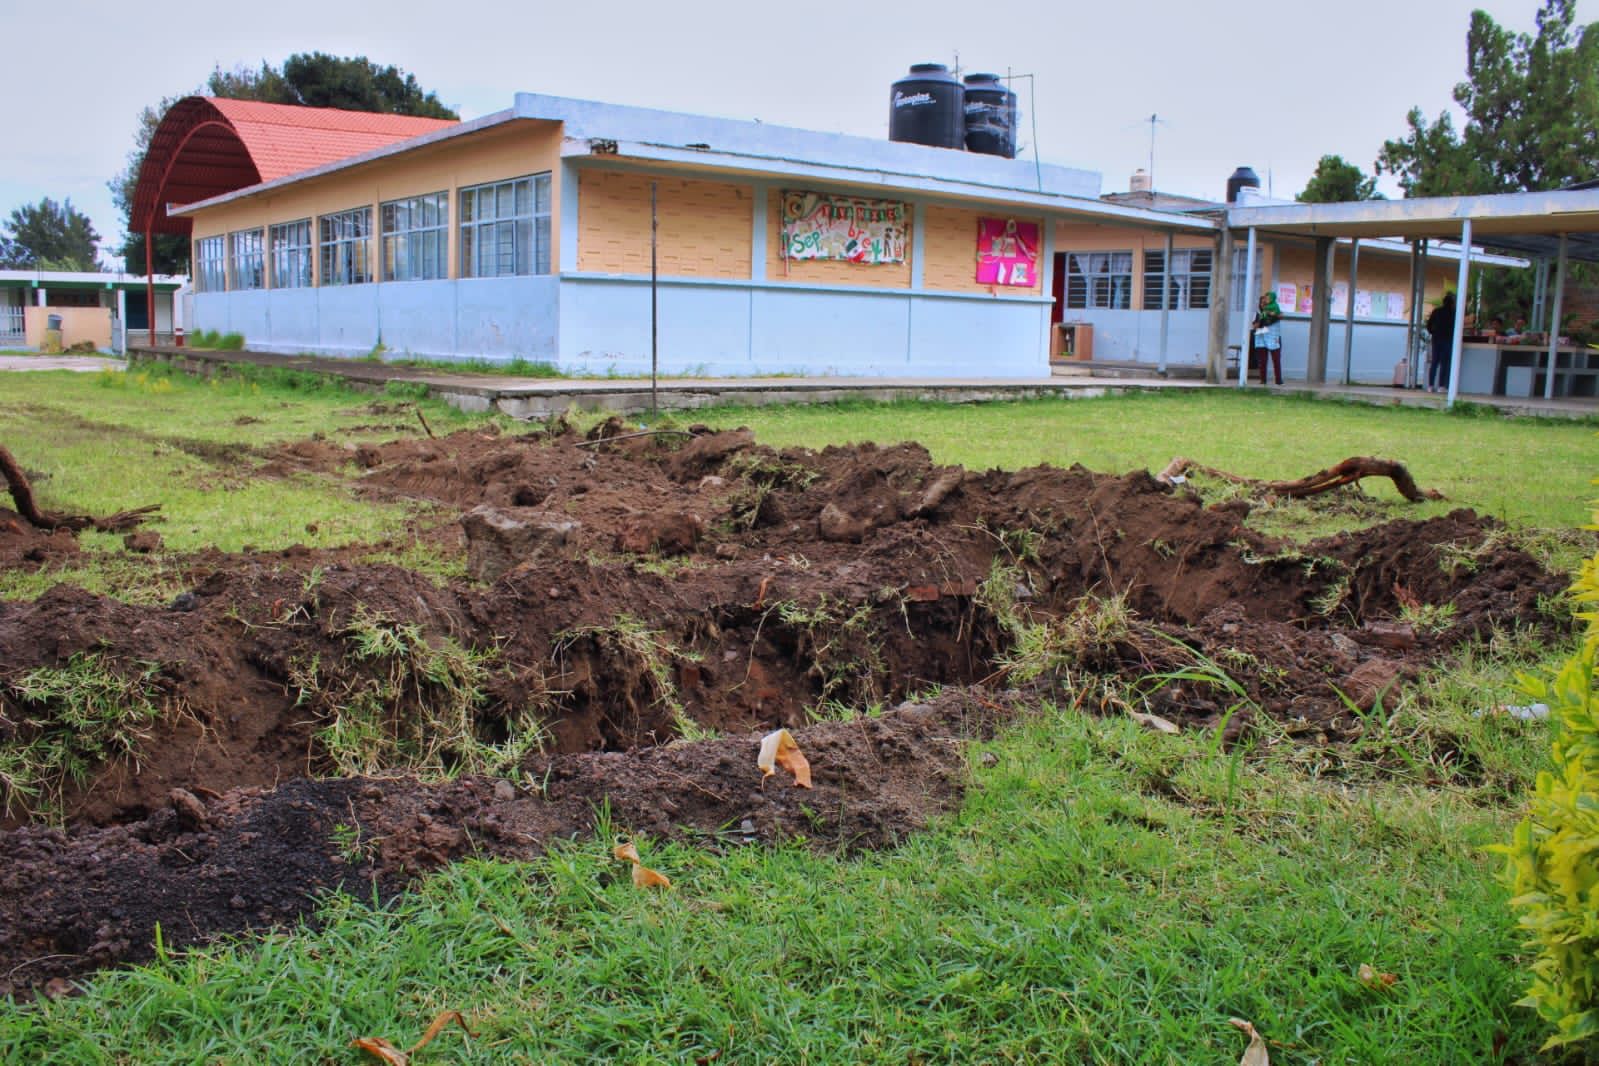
[
  {"x1": 975, "y1": 218, "x2": 1039, "y2": 287},
  {"x1": 781, "y1": 191, "x2": 907, "y2": 264}
]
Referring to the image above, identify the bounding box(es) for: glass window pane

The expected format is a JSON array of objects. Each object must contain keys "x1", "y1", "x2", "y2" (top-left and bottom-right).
[{"x1": 535, "y1": 217, "x2": 550, "y2": 274}]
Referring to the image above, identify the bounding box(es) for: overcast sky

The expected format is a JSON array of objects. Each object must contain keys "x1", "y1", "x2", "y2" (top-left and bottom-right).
[{"x1": 0, "y1": 0, "x2": 1561, "y2": 263}]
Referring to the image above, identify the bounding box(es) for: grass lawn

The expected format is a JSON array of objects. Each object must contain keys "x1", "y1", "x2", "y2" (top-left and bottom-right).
[{"x1": 0, "y1": 373, "x2": 1592, "y2": 1062}]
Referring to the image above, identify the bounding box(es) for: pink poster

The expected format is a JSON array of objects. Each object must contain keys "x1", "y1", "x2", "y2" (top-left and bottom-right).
[{"x1": 976, "y1": 218, "x2": 1039, "y2": 287}]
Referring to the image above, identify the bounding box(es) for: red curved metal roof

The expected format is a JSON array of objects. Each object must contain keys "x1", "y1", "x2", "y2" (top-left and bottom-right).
[{"x1": 131, "y1": 97, "x2": 457, "y2": 235}]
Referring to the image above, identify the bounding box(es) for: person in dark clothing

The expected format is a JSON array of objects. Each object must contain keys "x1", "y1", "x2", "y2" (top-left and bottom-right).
[
  {"x1": 1425, "y1": 291, "x2": 1457, "y2": 392},
  {"x1": 1251, "y1": 292, "x2": 1284, "y2": 385}
]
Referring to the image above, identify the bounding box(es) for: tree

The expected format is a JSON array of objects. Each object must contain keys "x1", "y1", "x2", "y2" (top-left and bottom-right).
[
  {"x1": 0, "y1": 198, "x2": 102, "y2": 271},
  {"x1": 1296, "y1": 155, "x2": 1382, "y2": 203},
  {"x1": 1377, "y1": 0, "x2": 1599, "y2": 196},
  {"x1": 110, "y1": 55, "x2": 457, "y2": 274}
]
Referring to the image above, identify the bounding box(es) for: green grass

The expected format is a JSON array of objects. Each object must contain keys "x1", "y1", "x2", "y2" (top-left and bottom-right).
[
  {"x1": 0, "y1": 373, "x2": 1593, "y2": 1059},
  {"x1": 0, "y1": 700, "x2": 1564, "y2": 1064},
  {"x1": 365, "y1": 353, "x2": 567, "y2": 378},
  {"x1": 696, "y1": 391, "x2": 1597, "y2": 531},
  {"x1": 0, "y1": 365, "x2": 497, "y2": 600}
]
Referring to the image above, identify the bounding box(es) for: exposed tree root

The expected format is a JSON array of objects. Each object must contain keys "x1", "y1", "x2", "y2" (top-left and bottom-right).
[
  {"x1": 1, "y1": 444, "x2": 161, "y2": 532},
  {"x1": 1156, "y1": 455, "x2": 1445, "y2": 503}
]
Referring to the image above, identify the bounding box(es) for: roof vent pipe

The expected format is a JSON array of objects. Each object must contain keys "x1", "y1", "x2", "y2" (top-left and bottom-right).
[{"x1": 1129, "y1": 168, "x2": 1151, "y2": 193}]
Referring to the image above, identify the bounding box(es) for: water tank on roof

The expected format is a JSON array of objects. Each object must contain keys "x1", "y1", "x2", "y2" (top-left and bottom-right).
[
  {"x1": 1227, "y1": 166, "x2": 1261, "y2": 203},
  {"x1": 889, "y1": 64, "x2": 966, "y2": 150},
  {"x1": 962, "y1": 73, "x2": 1017, "y2": 158}
]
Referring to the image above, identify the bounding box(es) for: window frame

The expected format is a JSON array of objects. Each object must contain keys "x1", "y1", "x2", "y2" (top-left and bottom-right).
[
  {"x1": 458, "y1": 173, "x2": 551, "y2": 279},
  {"x1": 318, "y1": 206, "x2": 374, "y2": 287},
  {"x1": 227, "y1": 228, "x2": 265, "y2": 291},
  {"x1": 1064, "y1": 250, "x2": 1134, "y2": 310},
  {"x1": 194, "y1": 235, "x2": 227, "y2": 293},
  {"x1": 381, "y1": 191, "x2": 449, "y2": 282},
  {"x1": 1141, "y1": 248, "x2": 1212, "y2": 311},
  {"x1": 269, "y1": 219, "x2": 313, "y2": 290}
]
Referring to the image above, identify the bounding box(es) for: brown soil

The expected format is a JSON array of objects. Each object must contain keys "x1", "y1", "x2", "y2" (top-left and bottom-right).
[{"x1": 0, "y1": 420, "x2": 1570, "y2": 995}]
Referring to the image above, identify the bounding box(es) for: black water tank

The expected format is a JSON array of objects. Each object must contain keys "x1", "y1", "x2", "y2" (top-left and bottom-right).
[
  {"x1": 962, "y1": 73, "x2": 1017, "y2": 158},
  {"x1": 1227, "y1": 166, "x2": 1261, "y2": 203},
  {"x1": 889, "y1": 64, "x2": 966, "y2": 150}
]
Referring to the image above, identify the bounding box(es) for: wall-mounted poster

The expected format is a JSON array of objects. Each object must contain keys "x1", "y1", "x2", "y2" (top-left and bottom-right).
[
  {"x1": 976, "y1": 218, "x2": 1039, "y2": 286},
  {"x1": 781, "y1": 191, "x2": 907, "y2": 264},
  {"x1": 1353, "y1": 289, "x2": 1373, "y2": 318},
  {"x1": 1276, "y1": 283, "x2": 1297, "y2": 310},
  {"x1": 1297, "y1": 286, "x2": 1314, "y2": 313},
  {"x1": 1386, "y1": 292, "x2": 1407, "y2": 319},
  {"x1": 1331, "y1": 282, "x2": 1348, "y2": 316}
]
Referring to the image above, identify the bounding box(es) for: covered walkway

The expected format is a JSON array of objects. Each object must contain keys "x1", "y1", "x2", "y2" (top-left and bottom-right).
[{"x1": 1226, "y1": 187, "x2": 1599, "y2": 408}]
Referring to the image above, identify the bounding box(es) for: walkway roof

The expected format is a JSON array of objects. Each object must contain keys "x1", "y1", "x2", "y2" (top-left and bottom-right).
[
  {"x1": 1226, "y1": 188, "x2": 1599, "y2": 262},
  {"x1": 131, "y1": 97, "x2": 456, "y2": 236}
]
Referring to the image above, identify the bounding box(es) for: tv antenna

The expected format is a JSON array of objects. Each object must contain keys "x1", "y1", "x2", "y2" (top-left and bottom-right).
[{"x1": 1145, "y1": 113, "x2": 1169, "y2": 188}]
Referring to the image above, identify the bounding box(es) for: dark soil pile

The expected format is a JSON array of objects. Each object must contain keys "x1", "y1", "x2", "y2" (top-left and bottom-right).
[{"x1": 0, "y1": 421, "x2": 1569, "y2": 994}]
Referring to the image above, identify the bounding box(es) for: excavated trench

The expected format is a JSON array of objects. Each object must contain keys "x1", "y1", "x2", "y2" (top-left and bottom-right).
[{"x1": 0, "y1": 418, "x2": 1572, "y2": 995}]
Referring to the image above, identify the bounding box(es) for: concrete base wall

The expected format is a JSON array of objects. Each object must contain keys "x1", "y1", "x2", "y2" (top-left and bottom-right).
[
  {"x1": 1065, "y1": 308, "x2": 1211, "y2": 365},
  {"x1": 558, "y1": 276, "x2": 1049, "y2": 377},
  {"x1": 194, "y1": 278, "x2": 560, "y2": 361},
  {"x1": 1278, "y1": 316, "x2": 1413, "y2": 385}
]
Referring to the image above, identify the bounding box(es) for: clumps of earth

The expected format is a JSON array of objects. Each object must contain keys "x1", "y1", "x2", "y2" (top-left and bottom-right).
[{"x1": 0, "y1": 415, "x2": 1571, "y2": 995}]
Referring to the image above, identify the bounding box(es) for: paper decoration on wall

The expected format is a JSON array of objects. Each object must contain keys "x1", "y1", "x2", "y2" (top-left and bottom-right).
[
  {"x1": 1276, "y1": 283, "x2": 1296, "y2": 310},
  {"x1": 1386, "y1": 292, "x2": 1407, "y2": 319},
  {"x1": 1354, "y1": 290, "x2": 1373, "y2": 317},
  {"x1": 1331, "y1": 282, "x2": 1348, "y2": 316},
  {"x1": 975, "y1": 218, "x2": 1039, "y2": 286},
  {"x1": 781, "y1": 191, "x2": 907, "y2": 264},
  {"x1": 1297, "y1": 286, "x2": 1314, "y2": 313}
]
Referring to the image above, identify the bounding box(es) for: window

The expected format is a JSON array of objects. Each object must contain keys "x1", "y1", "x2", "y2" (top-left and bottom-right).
[
  {"x1": 319, "y1": 207, "x2": 373, "y2": 285},
  {"x1": 1141, "y1": 248, "x2": 1212, "y2": 310},
  {"x1": 195, "y1": 235, "x2": 226, "y2": 293},
  {"x1": 270, "y1": 220, "x2": 312, "y2": 289},
  {"x1": 1065, "y1": 251, "x2": 1133, "y2": 309},
  {"x1": 228, "y1": 229, "x2": 264, "y2": 291},
  {"x1": 459, "y1": 173, "x2": 550, "y2": 278},
  {"x1": 381, "y1": 191, "x2": 448, "y2": 281}
]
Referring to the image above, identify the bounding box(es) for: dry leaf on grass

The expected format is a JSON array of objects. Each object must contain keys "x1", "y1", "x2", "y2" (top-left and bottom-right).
[
  {"x1": 351, "y1": 1010, "x2": 474, "y2": 1064},
  {"x1": 756, "y1": 728, "x2": 812, "y2": 788},
  {"x1": 1128, "y1": 709, "x2": 1180, "y2": 734},
  {"x1": 612, "y1": 841, "x2": 672, "y2": 889},
  {"x1": 1229, "y1": 1018, "x2": 1270, "y2": 1066},
  {"x1": 1357, "y1": 962, "x2": 1398, "y2": 990}
]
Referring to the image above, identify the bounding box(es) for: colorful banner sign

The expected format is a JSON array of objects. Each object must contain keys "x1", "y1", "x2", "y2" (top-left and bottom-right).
[
  {"x1": 780, "y1": 191, "x2": 907, "y2": 264},
  {"x1": 975, "y1": 218, "x2": 1039, "y2": 287}
]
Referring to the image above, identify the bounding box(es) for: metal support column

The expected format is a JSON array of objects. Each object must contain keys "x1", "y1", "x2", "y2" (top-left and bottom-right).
[
  {"x1": 1306, "y1": 236, "x2": 1333, "y2": 384},
  {"x1": 116, "y1": 288, "x2": 127, "y2": 357},
  {"x1": 1157, "y1": 231, "x2": 1172, "y2": 376},
  {"x1": 145, "y1": 230, "x2": 156, "y2": 348},
  {"x1": 1446, "y1": 219, "x2": 1472, "y2": 408},
  {"x1": 1340, "y1": 238, "x2": 1360, "y2": 385},
  {"x1": 1236, "y1": 227, "x2": 1257, "y2": 387},
  {"x1": 1545, "y1": 234, "x2": 1568, "y2": 401}
]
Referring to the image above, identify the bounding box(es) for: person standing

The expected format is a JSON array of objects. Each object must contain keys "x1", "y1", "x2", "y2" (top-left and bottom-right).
[
  {"x1": 1251, "y1": 292, "x2": 1284, "y2": 385},
  {"x1": 1426, "y1": 291, "x2": 1457, "y2": 392}
]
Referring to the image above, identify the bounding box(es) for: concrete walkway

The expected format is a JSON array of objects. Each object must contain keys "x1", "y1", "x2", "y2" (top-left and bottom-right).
[
  {"x1": 0, "y1": 354, "x2": 123, "y2": 373},
  {"x1": 125, "y1": 346, "x2": 1599, "y2": 421}
]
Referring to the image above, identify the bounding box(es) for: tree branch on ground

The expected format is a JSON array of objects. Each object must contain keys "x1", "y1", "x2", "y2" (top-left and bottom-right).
[
  {"x1": 0, "y1": 445, "x2": 160, "y2": 532},
  {"x1": 1155, "y1": 456, "x2": 1445, "y2": 502}
]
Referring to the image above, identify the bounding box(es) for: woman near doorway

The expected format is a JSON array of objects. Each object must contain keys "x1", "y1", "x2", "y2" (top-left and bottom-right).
[{"x1": 1251, "y1": 292, "x2": 1284, "y2": 385}]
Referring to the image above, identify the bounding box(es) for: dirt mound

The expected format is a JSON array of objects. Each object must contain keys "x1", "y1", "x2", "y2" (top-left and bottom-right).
[
  {"x1": 0, "y1": 689, "x2": 997, "y2": 995},
  {"x1": 0, "y1": 423, "x2": 1572, "y2": 993},
  {"x1": 0, "y1": 506, "x2": 80, "y2": 569}
]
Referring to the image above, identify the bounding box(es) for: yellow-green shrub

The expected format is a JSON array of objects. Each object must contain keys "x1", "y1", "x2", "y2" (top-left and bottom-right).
[{"x1": 1496, "y1": 500, "x2": 1599, "y2": 1050}]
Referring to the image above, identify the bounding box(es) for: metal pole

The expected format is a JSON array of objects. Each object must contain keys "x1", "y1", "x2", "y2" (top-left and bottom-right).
[
  {"x1": 650, "y1": 181, "x2": 659, "y2": 417},
  {"x1": 1531, "y1": 258, "x2": 1547, "y2": 335},
  {"x1": 1446, "y1": 219, "x2": 1472, "y2": 408},
  {"x1": 1340, "y1": 238, "x2": 1360, "y2": 386},
  {"x1": 1545, "y1": 233, "x2": 1568, "y2": 401},
  {"x1": 1405, "y1": 240, "x2": 1421, "y2": 389},
  {"x1": 1157, "y1": 231, "x2": 1172, "y2": 376},
  {"x1": 1237, "y1": 226, "x2": 1257, "y2": 388},
  {"x1": 1414, "y1": 239, "x2": 1430, "y2": 389},
  {"x1": 145, "y1": 229, "x2": 156, "y2": 348}
]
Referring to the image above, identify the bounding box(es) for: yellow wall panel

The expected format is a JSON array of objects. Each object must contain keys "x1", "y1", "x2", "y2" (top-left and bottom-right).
[
  {"x1": 577, "y1": 170, "x2": 751, "y2": 278},
  {"x1": 923, "y1": 205, "x2": 1043, "y2": 295},
  {"x1": 188, "y1": 121, "x2": 563, "y2": 285}
]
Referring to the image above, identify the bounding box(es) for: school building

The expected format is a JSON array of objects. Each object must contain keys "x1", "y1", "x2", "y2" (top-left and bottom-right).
[{"x1": 132, "y1": 90, "x2": 1585, "y2": 386}]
